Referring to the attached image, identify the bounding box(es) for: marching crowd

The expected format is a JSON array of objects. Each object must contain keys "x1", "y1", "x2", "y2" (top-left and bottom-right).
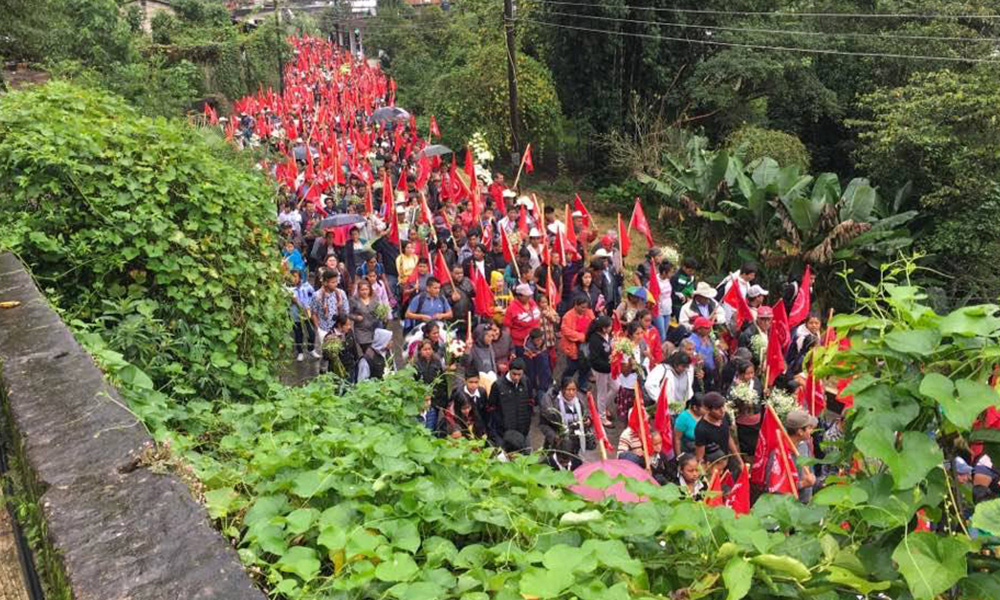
[{"x1": 226, "y1": 36, "x2": 998, "y2": 515}]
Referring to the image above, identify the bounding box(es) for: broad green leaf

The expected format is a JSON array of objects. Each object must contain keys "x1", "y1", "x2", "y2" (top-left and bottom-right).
[
  {"x1": 542, "y1": 544, "x2": 595, "y2": 574},
  {"x1": 960, "y1": 573, "x2": 1000, "y2": 599},
  {"x1": 855, "y1": 429, "x2": 941, "y2": 490},
  {"x1": 823, "y1": 566, "x2": 891, "y2": 595},
  {"x1": 939, "y1": 305, "x2": 1000, "y2": 337},
  {"x1": 559, "y1": 509, "x2": 602, "y2": 525},
  {"x1": 380, "y1": 519, "x2": 421, "y2": 553},
  {"x1": 203, "y1": 488, "x2": 240, "y2": 519},
  {"x1": 921, "y1": 375, "x2": 999, "y2": 429},
  {"x1": 346, "y1": 528, "x2": 385, "y2": 558},
  {"x1": 375, "y1": 552, "x2": 420, "y2": 582},
  {"x1": 244, "y1": 495, "x2": 288, "y2": 528},
  {"x1": 387, "y1": 581, "x2": 446, "y2": 600},
  {"x1": 722, "y1": 557, "x2": 753, "y2": 600},
  {"x1": 828, "y1": 313, "x2": 870, "y2": 329},
  {"x1": 277, "y1": 546, "x2": 320, "y2": 582},
  {"x1": 892, "y1": 533, "x2": 972, "y2": 600},
  {"x1": 852, "y1": 383, "x2": 919, "y2": 431},
  {"x1": 971, "y1": 498, "x2": 1000, "y2": 535},
  {"x1": 317, "y1": 525, "x2": 346, "y2": 554},
  {"x1": 422, "y1": 536, "x2": 458, "y2": 567},
  {"x1": 752, "y1": 157, "x2": 780, "y2": 190},
  {"x1": 284, "y1": 508, "x2": 318, "y2": 535},
  {"x1": 884, "y1": 329, "x2": 941, "y2": 356},
  {"x1": 290, "y1": 469, "x2": 335, "y2": 498},
  {"x1": 582, "y1": 539, "x2": 643, "y2": 575},
  {"x1": 518, "y1": 566, "x2": 575, "y2": 599}
]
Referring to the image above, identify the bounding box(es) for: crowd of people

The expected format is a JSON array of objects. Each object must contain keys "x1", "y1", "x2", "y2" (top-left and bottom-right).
[{"x1": 224, "y1": 36, "x2": 998, "y2": 514}]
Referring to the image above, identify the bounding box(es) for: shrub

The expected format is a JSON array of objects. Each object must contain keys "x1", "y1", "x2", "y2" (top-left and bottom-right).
[
  {"x1": 0, "y1": 82, "x2": 288, "y2": 400},
  {"x1": 725, "y1": 124, "x2": 811, "y2": 172}
]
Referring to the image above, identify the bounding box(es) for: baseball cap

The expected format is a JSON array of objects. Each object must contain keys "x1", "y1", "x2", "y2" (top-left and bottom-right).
[
  {"x1": 785, "y1": 409, "x2": 818, "y2": 430},
  {"x1": 748, "y1": 285, "x2": 769, "y2": 298},
  {"x1": 756, "y1": 306, "x2": 774, "y2": 319}
]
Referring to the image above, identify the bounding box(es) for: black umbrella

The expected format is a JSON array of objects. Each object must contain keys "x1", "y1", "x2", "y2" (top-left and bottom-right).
[
  {"x1": 293, "y1": 144, "x2": 319, "y2": 161},
  {"x1": 319, "y1": 214, "x2": 367, "y2": 229},
  {"x1": 418, "y1": 144, "x2": 452, "y2": 158},
  {"x1": 371, "y1": 106, "x2": 411, "y2": 124}
]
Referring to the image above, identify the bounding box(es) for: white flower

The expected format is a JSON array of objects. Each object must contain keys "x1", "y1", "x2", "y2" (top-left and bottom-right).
[
  {"x1": 767, "y1": 388, "x2": 800, "y2": 421},
  {"x1": 729, "y1": 380, "x2": 760, "y2": 407}
]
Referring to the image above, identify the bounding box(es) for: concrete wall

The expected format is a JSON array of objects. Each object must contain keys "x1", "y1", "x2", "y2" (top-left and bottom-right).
[{"x1": 0, "y1": 253, "x2": 265, "y2": 600}]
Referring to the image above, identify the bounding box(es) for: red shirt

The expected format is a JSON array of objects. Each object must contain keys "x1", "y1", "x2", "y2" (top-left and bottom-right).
[{"x1": 503, "y1": 298, "x2": 541, "y2": 347}]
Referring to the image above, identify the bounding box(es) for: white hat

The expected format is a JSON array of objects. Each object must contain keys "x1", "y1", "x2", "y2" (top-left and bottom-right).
[
  {"x1": 594, "y1": 248, "x2": 612, "y2": 258},
  {"x1": 516, "y1": 195, "x2": 533, "y2": 208},
  {"x1": 693, "y1": 281, "x2": 718, "y2": 299},
  {"x1": 571, "y1": 210, "x2": 583, "y2": 218},
  {"x1": 748, "y1": 284, "x2": 769, "y2": 298},
  {"x1": 529, "y1": 228, "x2": 542, "y2": 238},
  {"x1": 515, "y1": 283, "x2": 533, "y2": 296},
  {"x1": 502, "y1": 189, "x2": 517, "y2": 198}
]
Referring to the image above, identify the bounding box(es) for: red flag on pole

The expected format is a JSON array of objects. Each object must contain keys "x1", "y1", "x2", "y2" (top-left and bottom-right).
[
  {"x1": 564, "y1": 204, "x2": 577, "y2": 253},
  {"x1": 523, "y1": 143, "x2": 534, "y2": 173},
  {"x1": 396, "y1": 168, "x2": 408, "y2": 192},
  {"x1": 419, "y1": 192, "x2": 434, "y2": 225},
  {"x1": 788, "y1": 264, "x2": 812, "y2": 328},
  {"x1": 429, "y1": 115, "x2": 440, "y2": 138},
  {"x1": 471, "y1": 267, "x2": 495, "y2": 317},
  {"x1": 617, "y1": 213, "x2": 630, "y2": 258},
  {"x1": 722, "y1": 280, "x2": 754, "y2": 330},
  {"x1": 464, "y1": 147, "x2": 478, "y2": 200},
  {"x1": 500, "y1": 226, "x2": 515, "y2": 264},
  {"x1": 725, "y1": 466, "x2": 751, "y2": 514},
  {"x1": 767, "y1": 423, "x2": 800, "y2": 496},
  {"x1": 765, "y1": 321, "x2": 787, "y2": 388},
  {"x1": 364, "y1": 185, "x2": 374, "y2": 216},
  {"x1": 629, "y1": 390, "x2": 654, "y2": 464},
  {"x1": 628, "y1": 197, "x2": 654, "y2": 247},
  {"x1": 706, "y1": 469, "x2": 730, "y2": 507},
  {"x1": 518, "y1": 205, "x2": 530, "y2": 238},
  {"x1": 587, "y1": 392, "x2": 614, "y2": 455},
  {"x1": 573, "y1": 194, "x2": 592, "y2": 228},
  {"x1": 653, "y1": 379, "x2": 673, "y2": 455},
  {"x1": 771, "y1": 299, "x2": 791, "y2": 352},
  {"x1": 545, "y1": 266, "x2": 561, "y2": 309},
  {"x1": 751, "y1": 405, "x2": 798, "y2": 490},
  {"x1": 797, "y1": 367, "x2": 826, "y2": 417},
  {"x1": 648, "y1": 260, "x2": 661, "y2": 317},
  {"x1": 386, "y1": 194, "x2": 400, "y2": 247},
  {"x1": 435, "y1": 250, "x2": 453, "y2": 287}
]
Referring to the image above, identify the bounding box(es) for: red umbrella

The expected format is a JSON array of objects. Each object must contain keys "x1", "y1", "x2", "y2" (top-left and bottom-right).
[{"x1": 570, "y1": 459, "x2": 659, "y2": 503}]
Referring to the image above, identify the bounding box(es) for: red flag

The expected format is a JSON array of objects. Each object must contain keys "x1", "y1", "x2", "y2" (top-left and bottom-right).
[
  {"x1": 611, "y1": 310, "x2": 623, "y2": 336},
  {"x1": 429, "y1": 115, "x2": 440, "y2": 138},
  {"x1": 523, "y1": 143, "x2": 534, "y2": 173},
  {"x1": 396, "y1": 168, "x2": 408, "y2": 192},
  {"x1": 725, "y1": 466, "x2": 751, "y2": 514},
  {"x1": 788, "y1": 264, "x2": 812, "y2": 328},
  {"x1": 448, "y1": 156, "x2": 466, "y2": 201},
  {"x1": 573, "y1": 194, "x2": 591, "y2": 228},
  {"x1": 765, "y1": 320, "x2": 786, "y2": 388},
  {"x1": 471, "y1": 267, "x2": 495, "y2": 317},
  {"x1": 435, "y1": 251, "x2": 453, "y2": 287},
  {"x1": 415, "y1": 155, "x2": 431, "y2": 190},
  {"x1": 564, "y1": 204, "x2": 577, "y2": 253},
  {"x1": 382, "y1": 171, "x2": 395, "y2": 218},
  {"x1": 419, "y1": 192, "x2": 434, "y2": 225},
  {"x1": 653, "y1": 378, "x2": 673, "y2": 455},
  {"x1": 771, "y1": 299, "x2": 791, "y2": 352},
  {"x1": 617, "y1": 213, "x2": 630, "y2": 258},
  {"x1": 386, "y1": 189, "x2": 400, "y2": 246},
  {"x1": 587, "y1": 392, "x2": 614, "y2": 455},
  {"x1": 797, "y1": 367, "x2": 826, "y2": 416},
  {"x1": 628, "y1": 198, "x2": 654, "y2": 247},
  {"x1": 500, "y1": 227, "x2": 515, "y2": 264},
  {"x1": 751, "y1": 405, "x2": 798, "y2": 489},
  {"x1": 364, "y1": 185, "x2": 374, "y2": 217},
  {"x1": 629, "y1": 387, "x2": 654, "y2": 459},
  {"x1": 723, "y1": 280, "x2": 754, "y2": 330},
  {"x1": 706, "y1": 468, "x2": 730, "y2": 507},
  {"x1": 464, "y1": 147, "x2": 478, "y2": 200},
  {"x1": 610, "y1": 350, "x2": 622, "y2": 380},
  {"x1": 767, "y1": 423, "x2": 800, "y2": 496},
  {"x1": 648, "y1": 260, "x2": 661, "y2": 318}
]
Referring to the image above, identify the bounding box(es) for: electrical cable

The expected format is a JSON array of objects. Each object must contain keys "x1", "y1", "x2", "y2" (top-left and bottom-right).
[{"x1": 514, "y1": 17, "x2": 1000, "y2": 63}]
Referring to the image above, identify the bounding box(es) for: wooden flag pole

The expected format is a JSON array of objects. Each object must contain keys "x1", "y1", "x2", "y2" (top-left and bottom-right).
[
  {"x1": 773, "y1": 414, "x2": 800, "y2": 500},
  {"x1": 633, "y1": 382, "x2": 651, "y2": 472},
  {"x1": 511, "y1": 142, "x2": 531, "y2": 191},
  {"x1": 588, "y1": 392, "x2": 608, "y2": 461}
]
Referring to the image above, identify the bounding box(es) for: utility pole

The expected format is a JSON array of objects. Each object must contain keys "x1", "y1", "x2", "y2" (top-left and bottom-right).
[
  {"x1": 503, "y1": 0, "x2": 522, "y2": 167},
  {"x1": 275, "y1": 0, "x2": 285, "y2": 94}
]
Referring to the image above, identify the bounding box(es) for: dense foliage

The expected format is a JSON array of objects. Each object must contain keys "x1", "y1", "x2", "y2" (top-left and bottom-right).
[
  {"x1": 0, "y1": 82, "x2": 288, "y2": 400},
  {"x1": 353, "y1": 1, "x2": 563, "y2": 159},
  {"x1": 634, "y1": 135, "x2": 915, "y2": 309}
]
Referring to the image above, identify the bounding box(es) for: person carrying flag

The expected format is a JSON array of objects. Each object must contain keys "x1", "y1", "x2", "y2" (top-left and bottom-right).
[{"x1": 780, "y1": 410, "x2": 818, "y2": 503}]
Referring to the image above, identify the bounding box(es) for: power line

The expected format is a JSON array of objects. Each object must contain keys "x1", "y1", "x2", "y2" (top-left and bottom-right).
[
  {"x1": 538, "y1": 9, "x2": 1000, "y2": 43},
  {"x1": 515, "y1": 17, "x2": 1000, "y2": 63},
  {"x1": 527, "y1": 0, "x2": 1000, "y2": 20}
]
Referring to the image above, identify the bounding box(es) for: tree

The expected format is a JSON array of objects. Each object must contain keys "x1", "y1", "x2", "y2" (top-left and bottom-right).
[{"x1": 852, "y1": 68, "x2": 1000, "y2": 301}]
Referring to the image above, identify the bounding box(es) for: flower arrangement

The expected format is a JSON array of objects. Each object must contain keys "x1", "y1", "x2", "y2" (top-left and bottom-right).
[
  {"x1": 323, "y1": 334, "x2": 344, "y2": 356},
  {"x1": 659, "y1": 245, "x2": 681, "y2": 266},
  {"x1": 767, "y1": 387, "x2": 800, "y2": 421},
  {"x1": 729, "y1": 380, "x2": 761, "y2": 408},
  {"x1": 750, "y1": 333, "x2": 768, "y2": 362},
  {"x1": 373, "y1": 302, "x2": 390, "y2": 322},
  {"x1": 447, "y1": 339, "x2": 468, "y2": 358},
  {"x1": 505, "y1": 230, "x2": 521, "y2": 252},
  {"x1": 612, "y1": 336, "x2": 637, "y2": 357}
]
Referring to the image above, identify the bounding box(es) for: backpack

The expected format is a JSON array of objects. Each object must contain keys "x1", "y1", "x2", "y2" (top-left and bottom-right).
[{"x1": 403, "y1": 293, "x2": 429, "y2": 333}]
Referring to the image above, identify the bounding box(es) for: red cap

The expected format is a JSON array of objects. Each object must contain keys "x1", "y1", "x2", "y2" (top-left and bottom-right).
[
  {"x1": 600, "y1": 235, "x2": 615, "y2": 248},
  {"x1": 693, "y1": 316, "x2": 713, "y2": 330},
  {"x1": 757, "y1": 306, "x2": 774, "y2": 319}
]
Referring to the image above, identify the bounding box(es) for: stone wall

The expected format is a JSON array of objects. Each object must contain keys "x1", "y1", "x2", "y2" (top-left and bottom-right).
[{"x1": 0, "y1": 253, "x2": 265, "y2": 600}]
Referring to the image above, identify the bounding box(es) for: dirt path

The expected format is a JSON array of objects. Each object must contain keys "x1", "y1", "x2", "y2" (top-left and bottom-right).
[{"x1": 0, "y1": 495, "x2": 29, "y2": 600}]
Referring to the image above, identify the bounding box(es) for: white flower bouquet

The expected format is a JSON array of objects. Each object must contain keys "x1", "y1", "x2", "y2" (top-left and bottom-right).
[{"x1": 767, "y1": 387, "x2": 800, "y2": 421}]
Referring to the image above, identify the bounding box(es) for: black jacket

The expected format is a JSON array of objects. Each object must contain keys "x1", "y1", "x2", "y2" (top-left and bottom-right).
[
  {"x1": 586, "y1": 331, "x2": 612, "y2": 374},
  {"x1": 488, "y1": 375, "x2": 533, "y2": 437},
  {"x1": 373, "y1": 236, "x2": 400, "y2": 277}
]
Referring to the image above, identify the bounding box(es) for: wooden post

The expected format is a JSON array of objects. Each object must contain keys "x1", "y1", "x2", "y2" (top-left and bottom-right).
[{"x1": 511, "y1": 142, "x2": 531, "y2": 190}]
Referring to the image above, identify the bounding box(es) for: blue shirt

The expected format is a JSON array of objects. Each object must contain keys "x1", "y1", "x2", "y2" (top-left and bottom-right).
[
  {"x1": 675, "y1": 410, "x2": 699, "y2": 442},
  {"x1": 687, "y1": 333, "x2": 716, "y2": 371},
  {"x1": 406, "y1": 293, "x2": 451, "y2": 319}
]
